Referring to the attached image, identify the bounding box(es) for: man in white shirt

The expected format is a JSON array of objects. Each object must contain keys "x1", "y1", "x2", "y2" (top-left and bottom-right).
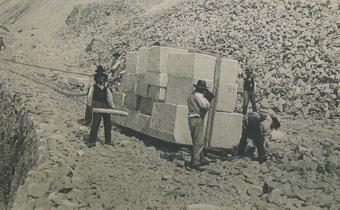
[{"x1": 187, "y1": 80, "x2": 213, "y2": 169}]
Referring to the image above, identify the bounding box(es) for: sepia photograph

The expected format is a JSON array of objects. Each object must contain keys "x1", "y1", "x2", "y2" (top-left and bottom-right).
[{"x1": 0, "y1": 0, "x2": 339, "y2": 209}]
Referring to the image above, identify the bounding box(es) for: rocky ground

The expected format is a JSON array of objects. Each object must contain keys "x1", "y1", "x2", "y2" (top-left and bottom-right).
[{"x1": 0, "y1": 0, "x2": 339, "y2": 210}]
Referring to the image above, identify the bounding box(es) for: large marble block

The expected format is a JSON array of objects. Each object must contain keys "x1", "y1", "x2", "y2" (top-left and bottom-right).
[
  {"x1": 166, "y1": 76, "x2": 213, "y2": 106},
  {"x1": 219, "y1": 58, "x2": 239, "y2": 85},
  {"x1": 210, "y1": 112, "x2": 243, "y2": 148},
  {"x1": 135, "y1": 76, "x2": 148, "y2": 97},
  {"x1": 138, "y1": 96, "x2": 154, "y2": 115},
  {"x1": 147, "y1": 86, "x2": 166, "y2": 101},
  {"x1": 215, "y1": 83, "x2": 238, "y2": 112},
  {"x1": 136, "y1": 47, "x2": 149, "y2": 74},
  {"x1": 125, "y1": 51, "x2": 138, "y2": 74},
  {"x1": 120, "y1": 73, "x2": 144, "y2": 93},
  {"x1": 113, "y1": 110, "x2": 150, "y2": 133},
  {"x1": 148, "y1": 103, "x2": 191, "y2": 144},
  {"x1": 145, "y1": 71, "x2": 169, "y2": 87},
  {"x1": 147, "y1": 47, "x2": 188, "y2": 73},
  {"x1": 167, "y1": 53, "x2": 216, "y2": 81},
  {"x1": 112, "y1": 91, "x2": 125, "y2": 109},
  {"x1": 123, "y1": 93, "x2": 139, "y2": 110}
]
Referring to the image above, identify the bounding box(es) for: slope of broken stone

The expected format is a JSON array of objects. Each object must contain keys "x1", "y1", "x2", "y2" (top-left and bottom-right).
[{"x1": 87, "y1": 0, "x2": 340, "y2": 119}]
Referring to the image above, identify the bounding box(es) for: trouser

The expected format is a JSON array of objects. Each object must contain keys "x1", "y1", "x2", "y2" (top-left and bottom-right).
[
  {"x1": 243, "y1": 91, "x2": 257, "y2": 115},
  {"x1": 84, "y1": 105, "x2": 92, "y2": 125},
  {"x1": 188, "y1": 117, "x2": 204, "y2": 165},
  {"x1": 238, "y1": 124, "x2": 266, "y2": 162},
  {"x1": 84, "y1": 88, "x2": 92, "y2": 124},
  {"x1": 89, "y1": 112, "x2": 112, "y2": 144}
]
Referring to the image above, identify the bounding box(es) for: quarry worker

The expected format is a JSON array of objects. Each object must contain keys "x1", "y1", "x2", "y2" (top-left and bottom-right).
[
  {"x1": 87, "y1": 66, "x2": 115, "y2": 147},
  {"x1": 187, "y1": 80, "x2": 212, "y2": 170},
  {"x1": 242, "y1": 67, "x2": 257, "y2": 115},
  {"x1": 237, "y1": 112, "x2": 280, "y2": 163},
  {"x1": 84, "y1": 66, "x2": 107, "y2": 125}
]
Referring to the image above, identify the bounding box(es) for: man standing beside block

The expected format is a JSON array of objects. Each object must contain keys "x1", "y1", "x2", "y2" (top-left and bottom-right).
[
  {"x1": 187, "y1": 80, "x2": 212, "y2": 169},
  {"x1": 87, "y1": 67, "x2": 115, "y2": 147}
]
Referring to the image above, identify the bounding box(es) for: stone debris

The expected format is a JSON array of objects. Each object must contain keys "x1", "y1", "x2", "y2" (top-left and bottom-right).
[
  {"x1": 186, "y1": 204, "x2": 222, "y2": 210},
  {"x1": 89, "y1": 0, "x2": 340, "y2": 119}
]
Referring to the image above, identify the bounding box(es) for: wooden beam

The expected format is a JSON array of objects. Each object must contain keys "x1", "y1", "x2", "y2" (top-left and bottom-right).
[
  {"x1": 92, "y1": 108, "x2": 128, "y2": 116},
  {"x1": 204, "y1": 55, "x2": 222, "y2": 148}
]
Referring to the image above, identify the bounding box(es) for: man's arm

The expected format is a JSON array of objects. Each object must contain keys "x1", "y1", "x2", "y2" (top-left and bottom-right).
[
  {"x1": 87, "y1": 87, "x2": 94, "y2": 107},
  {"x1": 194, "y1": 93, "x2": 210, "y2": 110},
  {"x1": 107, "y1": 88, "x2": 115, "y2": 109}
]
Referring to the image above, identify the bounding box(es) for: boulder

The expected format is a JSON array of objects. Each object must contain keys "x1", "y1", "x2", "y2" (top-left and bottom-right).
[
  {"x1": 187, "y1": 204, "x2": 222, "y2": 210},
  {"x1": 270, "y1": 130, "x2": 287, "y2": 142}
]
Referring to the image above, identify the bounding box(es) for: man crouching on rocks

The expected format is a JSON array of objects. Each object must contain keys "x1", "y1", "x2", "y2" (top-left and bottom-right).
[
  {"x1": 237, "y1": 112, "x2": 280, "y2": 163},
  {"x1": 187, "y1": 80, "x2": 214, "y2": 170},
  {"x1": 87, "y1": 66, "x2": 115, "y2": 147}
]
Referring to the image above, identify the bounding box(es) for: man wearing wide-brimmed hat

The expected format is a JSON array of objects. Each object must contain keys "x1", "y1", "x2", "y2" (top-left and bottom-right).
[
  {"x1": 87, "y1": 65, "x2": 115, "y2": 147},
  {"x1": 187, "y1": 80, "x2": 213, "y2": 170}
]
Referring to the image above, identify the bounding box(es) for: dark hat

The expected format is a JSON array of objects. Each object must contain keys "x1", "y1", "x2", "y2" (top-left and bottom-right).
[
  {"x1": 94, "y1": 65, "x2": 108, "y2": 78},
  {"x1": 95, "y1": 65, "x2": 105, "y2": 74},
  {"x1": 245, "y1": 66, "x2": 253, "y2": 73},
  {"x1": 193, "y1": 80, "x2": 208, "y2": 90}
]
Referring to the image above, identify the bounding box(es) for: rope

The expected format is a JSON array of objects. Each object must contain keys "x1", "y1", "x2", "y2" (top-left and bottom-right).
[
  {"x1": 0, "y1": 57, "x2": 92, "y2": 77},
  {"x1": 1, "y1": 68, "x2": 88, "y2": 98}
]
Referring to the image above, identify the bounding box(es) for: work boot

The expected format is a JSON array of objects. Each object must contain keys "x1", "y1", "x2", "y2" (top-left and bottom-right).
[
  {"x1": 185, "y1": 162, "x2": 204, "y2": 172},
  {"x1": 199, "y1": 158, "x2": 210, "y2": 166},
  {"x1": 258, "y1": 156, "x2": 267, "y2": 164},
  {"x1": 104, "y1": 141, "x2": 114, "y2": 146},
  {"x1": 88, "y1": 142, "x2": 96, "y2": 148}
]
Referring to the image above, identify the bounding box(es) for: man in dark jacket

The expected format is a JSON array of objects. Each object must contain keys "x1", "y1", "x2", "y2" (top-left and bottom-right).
[
  {"x1": 187, "y1": 80, "x2": 213, "y2": 169},
  {"x1": 87, "y1": 66, "x2": 114, "y2": 147},
  {"x1": 237, "y1": 112, "x2": 280, "y2": 163},
  {"x1": 243, "y1": 67, "x2": 257, "y2": 115},
  {"x1": 84, "y1": 66, "x2": 107, "y2": 125}
]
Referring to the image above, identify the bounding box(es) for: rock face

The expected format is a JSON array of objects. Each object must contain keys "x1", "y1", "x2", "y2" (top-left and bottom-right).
[
  {"x1": 0, "y1": 91, "x2": 38, "y2": 208},
  {"x1": 113, "y1": 46, "x2": 241, "y2": 147}
]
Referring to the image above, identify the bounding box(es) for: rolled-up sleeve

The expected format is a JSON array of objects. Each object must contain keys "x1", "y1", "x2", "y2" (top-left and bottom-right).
[
  {"x1": 194, "y1": 93, "x2": 210, "y2": 110},
  {"x1": 87, "y1": 87, "x2": 94, "y2": 107}
]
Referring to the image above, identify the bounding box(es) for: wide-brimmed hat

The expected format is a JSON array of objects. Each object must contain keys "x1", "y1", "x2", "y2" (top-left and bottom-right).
[
  {"x1": 95, "y1": 65, "x2": 105, "y2": 74},
  {"x1": 94, "y1": 65, "x2": 108, "y2": 80},
  {"x1": 193, "y1": 80, "x2": 208, "y2": 90}
]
